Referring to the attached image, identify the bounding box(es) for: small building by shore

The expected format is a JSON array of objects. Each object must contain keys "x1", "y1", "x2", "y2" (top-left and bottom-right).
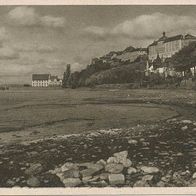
[{"x1": 32, "y1": 74, "x2": 62, "y2": 87}]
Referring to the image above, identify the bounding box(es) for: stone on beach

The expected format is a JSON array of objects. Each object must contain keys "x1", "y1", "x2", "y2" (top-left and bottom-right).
[
  {"x1": 25, "y1": 163, "x2": 43, "y2": 175},
  {"x1": 105, "y1": 163, "x2": 124, "y2": 174},
  {"x1": 27, "y1": 176, "x2": 40, "y2": 187},
  {"x1": 128, "y1": 139, "x2": 138, "y2": 145},
  {"x1": 141, "y1": 166, "x2": 159, "y2": 174},
  {"x1": 113, "y1": 151, "x2": 128, "y2": 162},
  {"x1": 61, "y1": 162, "x2": 78, "y2": 172},
  {"x1": 127, "y1": 167, "x2": 137, "y2": 175},
  {"x1": 108, "y1": 174, "x2": 125, "y2": 185},
  {"x1": 62, "y1": 178, "x2": 81, "y2": 187}
]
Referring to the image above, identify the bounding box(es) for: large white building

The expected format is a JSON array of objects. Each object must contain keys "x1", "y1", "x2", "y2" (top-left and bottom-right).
[
  {"x1": 32, "y1": 74, "x2": 62, "y2": 87},
  {"x1": 148, "y1": 32, "x2": 196, "y2": 61}
]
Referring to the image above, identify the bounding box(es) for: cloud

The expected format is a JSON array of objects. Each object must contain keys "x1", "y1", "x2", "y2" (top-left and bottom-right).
[
  {"x1": 0, "y1": 46, "x2": 19, "y2": 60},
  {"x1": 40, "y1": 16, "x2": 65, "y2": 28},
  {"x1": 71, "y1": 62, "x2": 86, "y2": 72},
  {"x1": 82, "y1": 26, "x2": 108, "y2": 41},
  {"x1": 14, "y1": 43, "x2": 56, "y2": 53},
  {"x1": 0, "y1": 27, "x2": 8, "y2": 41},
  {"x1": 112, "y1": 13, "x2": 196, "y2": 39},
  {"x1": 83, "y1": 12, "x2": 196, "y2": 42},
  {"x1": 8, "y1": 6, "x2": 65, "y2": 28}
]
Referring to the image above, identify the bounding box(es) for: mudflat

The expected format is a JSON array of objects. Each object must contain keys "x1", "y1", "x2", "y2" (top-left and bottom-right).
[{"x1": 0, "y1": 87, "x2": 195, "y2": 144}]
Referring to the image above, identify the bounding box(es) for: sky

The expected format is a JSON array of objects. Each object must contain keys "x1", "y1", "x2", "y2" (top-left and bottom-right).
[{"x1": 0, "y1": 5, "x2": 196, "y2": 84}]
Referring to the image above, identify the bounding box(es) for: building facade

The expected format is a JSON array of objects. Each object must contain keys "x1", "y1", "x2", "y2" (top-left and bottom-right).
[
  {"x1": 115, "y1": 48, "x2": 147, "y2": 63},
  {"x1": 32, "y1": 74, "x2": 62, "y2": 87},
  {"x1": 49, "y1": 75, "x2": 62, "y2": 86},
  {"x1": 148, "y1": 32, "x2": 196, "y2": 61}
]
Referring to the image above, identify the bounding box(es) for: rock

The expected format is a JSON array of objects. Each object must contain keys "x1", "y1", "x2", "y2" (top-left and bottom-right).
[
  {"x1": 142, "y1": 175, "x2": 154, "y2": 181},
  {"x1": 113, "y1": 151, "x2": 128, "y2": 163},
  {"x1": 128, "y1": 139, "x2": 138, "y2": 145},
  {"x1": 79, "y1": 162, "x2": 103, "y2": 170},
  {"x1": 176, "y1": 152, "x2": 183, "y2": 157},
  {"x1": 61, "y1": 169, "x2": 80, "y2": 179},
  {"x1": 27, "y1": 151, "x2": 39, "y2": 157},
  {"x1": 40, "y1": 173, "x2": 64, "y2": 187},
  {"x1": 181, "y1": 126, "x2": 188, "y2": 131},
  {"x1": 99, "y1": 173, "x2": 109, "y2": 180},
  {"x1": 6, "y1": 179, "x2": 15, "y2": 186},
  {"x1": 172, "y1": 171, "x2": 188, "y2": 186},
  {"x1": 107, "y1": 157, "x2": 118, "y2": 164},
  {"x1": 27, "y1": 176, "x2": 40, "y2": 187},
  {"x1": 127, "y1": 167, "x2": 137, "y2": 175},
  {"x1": 156, "y1": 181, "x2": 166, "y2": 187},
  {"x1": 141, "y1": 166, "x2": 159, "y2": 174},
  {"x1": 105, "y1": 163, "x2": 124, "y2": 174},
  {"x1": 108, "y1": 174, "x2": 125, "y2": 185},
  {"x1": 82, "y1": 176, "x2": 92, "y2": 183},
  {"x1": 63, "y1": 178, "x2": 81, "y2": 187},
  {"x1": 192, "y1": 172, "x2": 196, "y2": 179},
  {"x1": 133, "y1": 179, "x2": 150, "y2": 187},
  {"x1": 193, "y1": 122, "x2": 196, "y2": 126},
  {"x1": 89, "y1": 180, "x2": 108, "y2": 187},
  {"x1": 80, "y1": 167, "x2": 102, "y2": 177},
  {"x1": 193, "y1": 128, "x2": 196, "y2": 131},
  {"x1": 97, "y1": 159, "x2": 106, "y2": 166},
  {"x1": 25, "y1": 163, "x2": 43, "y2": 175},
  {"x1": 121, "y1": 158, "x2": 132, "y2": 167},
  {"x1": 181, "y1": 120, "x2": 192, "y2": 124},
  {"x1": 61, "y1": 162, "x2": 78, "y2": 172},
  {"x1": 189, "y1": 180, "x2": 196, "y2": 187}
]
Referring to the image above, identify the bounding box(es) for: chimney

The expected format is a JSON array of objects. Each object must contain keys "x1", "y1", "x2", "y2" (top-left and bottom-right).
[{"x1": 163, "y1": 32, "x2": 166, "y2": 37}]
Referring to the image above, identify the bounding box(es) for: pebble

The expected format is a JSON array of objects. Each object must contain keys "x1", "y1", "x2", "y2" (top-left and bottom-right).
[
  {"x1": 61, "y1": 169, "x2": 80, "y2": 178},
  {"x1": 105, "y1": 163, "x2": 124, "y2": 174},
  {"x1": 27, "y1": 176, "x2": 40, "y2": 187},
  {"x1": 6, "y1": 179, "x2": 15, "y2": 186},
  {"x1": 107, "y1": 157, "x2": 118, "y2": 164},
  {"x1": 133, "y1": 179, "x2": 150, "y2": 187},
  {"x1": 89, "y1": 180, "x2": 108, "y2": 187},
  {"x1": 96, "y1": 159, "x2": 106, "y2": 166},
  {"x1": 192, "y1": 172, "x2": 196, "y2": 179},
  {"x1": 61, "y1": 162, "x2": 78, "y2": 172},
  {"x1": 181, "y1": 126, "x2": 188, "y2": 131},
  {"x1": 141, "y1": 166, "x2": 159, "y2": 174},
  {"x1": 113, "y1": 151, "x2": 128, "y2": 163},
  {"x1": 121, "y1": 158, "x2": 132, "y2": 168},
  {"x1": 127, "y1": 167, "x2": 137, "y2": 175},
  {"x1": 99, "y1": 173, "x2": 109, "y2": 180},
  {"x1": 63, "y1": 178, "x2": 81, "y2": 187},
  {"x1": 25, "y1": 163, "x2": 43, "y2": 175},
  {"x1": 108, "y1": 174, "x2": 125, "y2": 185},
  {"x1": 181, "y1": 120, "x2": 192, "y2": 124},
  {"x1": 80, "y1": 167, "x2": 102, "y2": 177},
  {"x1": 128, "y1": 139, "x2": 138, "y2": 145}
]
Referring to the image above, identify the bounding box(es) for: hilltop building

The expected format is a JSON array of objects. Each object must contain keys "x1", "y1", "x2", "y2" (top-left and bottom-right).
[
  {"x1": 91, "y1": 47, "x2": 147, "y2": 66},
  {"x1": 148, "y1": 32, "x2": 196, "y2": 61},
  {"x1": 32, "y1": 74, "x2": 62, "y2": 87},
  {"x1": 115, "y1": 47, "x2": 147, "y2": 63},
  {"x1": 146, "y1": 32, "x2": 196, "y2": 77}
]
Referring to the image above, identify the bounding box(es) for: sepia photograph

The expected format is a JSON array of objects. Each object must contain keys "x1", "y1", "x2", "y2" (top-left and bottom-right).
[{"x1": 0, "y1": 1, "x2": 196, "y2": 191}]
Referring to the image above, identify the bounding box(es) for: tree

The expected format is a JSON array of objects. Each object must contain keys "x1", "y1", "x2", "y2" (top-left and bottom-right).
[
  {"x1": 62, "y1": 64, "x2": 71, "y2": 88},
  {"x1": 170, "y1": 42, "x2": 196, "y2": 72}
]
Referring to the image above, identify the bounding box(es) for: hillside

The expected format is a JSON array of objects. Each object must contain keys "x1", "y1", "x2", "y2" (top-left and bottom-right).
[{"x1": 67, "y1": 46, "x2": 147, "y2": 88}]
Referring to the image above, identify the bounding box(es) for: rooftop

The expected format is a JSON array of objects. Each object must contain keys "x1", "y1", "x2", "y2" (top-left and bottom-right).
[
  {"x1": 148, "y1": 32, "x2": 196, "y2": 47},
  {"x1": 32, "y1": 74, "x2": 50, "y2": 81}
]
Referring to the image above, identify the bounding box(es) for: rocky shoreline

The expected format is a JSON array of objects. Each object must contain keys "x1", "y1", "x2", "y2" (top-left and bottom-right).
[{"x1": 1, "y1": 118, "x2": 196, "y2": 187}]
